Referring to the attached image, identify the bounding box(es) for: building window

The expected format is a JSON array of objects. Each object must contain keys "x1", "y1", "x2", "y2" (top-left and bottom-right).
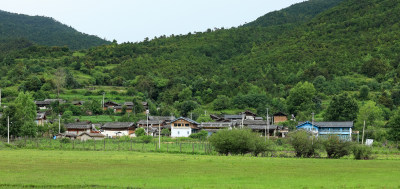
[
  {"x1": 174, "y1": 123, "x2": 177, "y2": 126},
  {"x1": 178, "y1": 123, "x2": 181, "y2": 127},
  {"x1": 187, "y1": 131, "x2": 189, "y2": 135},
  {"x1": 178, "y1": 131, "x2": 180, "y2": 135},
  {"x1": 185, "y1": 124, "x2": 189, "y2": 127}
]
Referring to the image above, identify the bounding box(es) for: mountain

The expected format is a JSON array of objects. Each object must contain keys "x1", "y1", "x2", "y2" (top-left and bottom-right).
[
  {"x1": 0, "y1": 10, "x2": 110, "y2": 50},
  {"x1": 244, "y1": 0, "x2": 344, "y2": 27},
  {"x1": 1, "y1": 0, "x2": 400, "y2": 120}
]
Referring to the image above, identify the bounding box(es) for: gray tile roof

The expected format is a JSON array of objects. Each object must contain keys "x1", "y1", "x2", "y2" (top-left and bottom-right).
[
  {"x1": 65, "y1": 122, "x2": 92, "y2": 129},
  {"x1": 149, "y1": 116, "x2": 175, "y2": 121},
  {"x1": 79, "y1": 132, "x2": 105, "y2": 137},
  {"x1": 124, "y1": 102, "x2": 134, "y2": 106},
  {"x1": 36, "y1": 112, "x2": 46, "y2": 120},
  {"x1": 200, "y1": 122, "x2": 233, "y2": 128},
  {"x1": 102, "y1": 122, "x2": 135, "y2": 129},
  {"x1": 137, "y1": 120, "x2": 164, "y2": 125},
  {"x1": 224, "y1": 115, "x2": 243, "y2": 120},
  {"x1": 171, "y1": 117, "x2": 199, "y2": 125}
]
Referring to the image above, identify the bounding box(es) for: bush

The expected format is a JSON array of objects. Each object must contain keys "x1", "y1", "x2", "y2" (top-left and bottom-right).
[
  {"x1": 60, "y1": 138, "x2": 71, "y2": 144},
  {"x1": 140, "y1": 135, "x2": 153, "y2": 144},
  {"x1": 161, "y1": 128, "x2": 171, "y2": 136},
  {"x1": 135, "y1": 128, "x2": 145, "y2": 137},
  {"x1": 352, "y1": 144, "x2": 373, "y2": 160},
  {"x1": 289, "y1": 130, "x2": 320, "y2": 158},
  {"x1": 189, "y1": 130, "x2": 208, "y2": 140},
  {"x1": 323, "y1": 135, "x2": 352, "y2": 158},
  {"x1": 209, "y1": 129, "x2": 272, "y2": 156}
]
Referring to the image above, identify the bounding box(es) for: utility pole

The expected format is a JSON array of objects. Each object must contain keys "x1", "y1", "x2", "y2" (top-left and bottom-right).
[
  {"x1": 7, "y1": 116, "x2": 10, "y2": 144},
  {"x1": 102, "y1": 92, "x2": 105, "y2": 109},
  {"x1": 59, "y1": 114, "x2": 61, "y2": 134},
  {"x1": 362, "y1": 120, "x2": 366, "y2": 144},
  {"x1": 159, "y1": 121, "x2": 161, "y2": 149},
  {"x1": 241, "y1": 113, "x2": 244, "y2": 129},
  {"x1": 146, "y1": 109, "x2": 149, "y2": 135},
  {"x1": 190, "y1": 112, "x2": 193, "y2": 120},
  {"x1": 266, "y1": 108, "x2": 269, "y2": 141},
  {"x1": 311, "y1": 112, "x2": 315, "y2": 145}
]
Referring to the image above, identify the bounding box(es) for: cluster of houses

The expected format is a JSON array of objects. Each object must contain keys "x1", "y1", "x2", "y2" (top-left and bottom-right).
[{"x1": 31, "y1": 99, "x2": 356, "y2": 141}]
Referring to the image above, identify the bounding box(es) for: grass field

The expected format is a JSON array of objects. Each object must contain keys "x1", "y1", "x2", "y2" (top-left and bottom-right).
[{"x1": 0, "y1": 150, "x2": 399, "y2": 188}]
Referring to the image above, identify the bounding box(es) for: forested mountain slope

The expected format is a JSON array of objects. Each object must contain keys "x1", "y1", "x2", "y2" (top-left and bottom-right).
[
  {"x1": 1, "y1": 0, "x2": 400, "y2": 124},
  {"x1": 244, "y1": 0, "x2": 344, "y2": 27},
  {"x1": 0, "y1": 10, "x2": 110, "y2": 50}
]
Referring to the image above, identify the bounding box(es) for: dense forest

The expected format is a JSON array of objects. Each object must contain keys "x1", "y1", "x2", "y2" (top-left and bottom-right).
[
  {"x1": 1, "y1": 0, "x2": 400, "y2": 141},
  {"x1": 0, "y1": 10, "x2": 110, "y2": 50}
]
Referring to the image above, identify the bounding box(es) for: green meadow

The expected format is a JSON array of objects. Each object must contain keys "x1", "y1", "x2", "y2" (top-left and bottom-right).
[{"x1": 0, "y1": 149, "x2": 399, "y2": 188}]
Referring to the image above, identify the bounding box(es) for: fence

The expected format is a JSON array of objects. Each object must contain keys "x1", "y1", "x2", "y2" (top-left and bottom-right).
[{"x1": 0, "y1": 136, "x2": 216, "y2": 155}]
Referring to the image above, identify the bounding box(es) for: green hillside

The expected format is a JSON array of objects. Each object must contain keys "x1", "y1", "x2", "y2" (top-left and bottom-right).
[
  {"x1": 1, "y1": 0, "x2": 400, "y2": 136},
  {"x1": 244, "y1": 0, "x2": 344, "y2": 27},
  {"x1": 0, "y1": 10, "x2": 110, "y2": 50}
]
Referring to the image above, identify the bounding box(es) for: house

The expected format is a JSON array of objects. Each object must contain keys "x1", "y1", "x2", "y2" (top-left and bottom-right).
[
  {"x1": 137, "y1": 116, "x2": 176, "y2": 136},
  {"x1": 142, "y1": 101, "x2": 148, "y2": 110},
  {"x1": 274, "y1": 112, "x2": 288, "y2": 124},
  {"x1": 35, "y1": 101, "x2": 51, "y2": 109},
  {"x1": 65, "y1": 122, "x2": 93, "y2": 135},
  {"x1": 242, "y1": 120, "x2": 282, "y2": 137},
  {"x1": 35, "y1": 112, "x2": 47, "y2": 126},
  {"x1": 223, "y1": 114, "x2": 243, "y2": 121},
  {"x1": 72, "y1": 101, "x2": 85, "y2": 106},
  {"x1": 44, "y1": 99, "x2": 66, "y2": 103},
  {"x1": 170, "y1": 117, "x2": 200, "y2": 137},
  {"x1": 78, "y1": 132, "x2": 105, "y2": 141},
  {"x1": 56, "y1": 133, "x2": 77, "y2": 140},
  {"x1": 199, "y1": 122, "x2": 233, "y2": 136},
  {"x1": 241, "y1": 110, "x2": 257, "y2": 120},
  {"x1": 124, "y1": 102, "x2": 134, "y2": 108},
  {"x1": 101, "y1": 122, "x2": 135, "y2": 138},
  {"x1": 114, "y1": 105, "x2": 133, "y2": 113},
  {"x1": 296, "y1": 121, "x2": 354, "y2": 140},
  {"x1": 103, "y1": 101, "x2": 119, "y2": 111}
]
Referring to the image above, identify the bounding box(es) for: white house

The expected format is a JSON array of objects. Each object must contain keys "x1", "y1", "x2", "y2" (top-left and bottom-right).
[
  {"x1": 170, "y1": 117, "x2": 200, "y2": 137},
  {"x1": 101, "y1": 122, "x2": 135, "y2": 138}
]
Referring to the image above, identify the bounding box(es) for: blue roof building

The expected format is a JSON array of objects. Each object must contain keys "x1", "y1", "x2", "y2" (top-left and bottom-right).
[{"x1": 296, "y1": 121, "x2": 354, "y2": 140}]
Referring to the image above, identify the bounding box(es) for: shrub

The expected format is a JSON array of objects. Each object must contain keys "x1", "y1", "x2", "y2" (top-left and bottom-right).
[
  {"x1": 352, "y1": 144, "x2": 373, "y2": 160},
  {"x1": 140, "y1": 135, "x2": 153, "y2": 144},
  {"x1": 189, "y1": 130, "x2": 208, "y2": 140},
  {"x1": 323, "y1": 135, "x2": 352, "y2": 158},
  {"x1": 60, "y1": 138, "x2": 71, "y2": 144},
  {"x1": 289, "y1": 130, "x2": 320, "y2": 158},
  {"x1": 84, "y1": 91, "x2": 93, "y2": 96},
  {"x1": 209, "y1": 129, "x2": 272, "y2": 156},
  {"x1": 135, "y1": 128, "x2": 145, "y2": 137},
  {"x1": 161, "y1": 128, "x2": 171, "y2": 136}
]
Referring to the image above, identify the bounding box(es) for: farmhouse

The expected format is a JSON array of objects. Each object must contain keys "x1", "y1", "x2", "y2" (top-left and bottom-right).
[
  {"x1": 241, "y1": 120, "x2": 282, "y2": 137},
  {"x1": 35, "y1": 112, "x2": 47, "y2": 126},
  {"x1": 171, "y1": 117, "x2": 200, "y2": 137},
  {"x1": 103, "y1": 101, "x2": 119, "y2": 110},
  {"x1": 114, "y1": 105, "x2": 133, "y2": 113},
  {"x1": 65, "y1": 122, "x2": 93, "y2": 135},
  {"x1": 101, "y1": 122, "x2": 135, "y2": 138},
  {"x1": 34, "y1": 101, "x2": 51, "y2": 109},
  {"x1": 78, "y1": 132, "x2": 105, "y2": 141},
  {"x1": 273, "y1": 112, "x2": 288, "y2": 124},
  {"x1": 199, "y1": 122, "x2": 233, "y2": 135},
  {"x1": 296, "y1": 121, "x2": 354, "y2": 140}
]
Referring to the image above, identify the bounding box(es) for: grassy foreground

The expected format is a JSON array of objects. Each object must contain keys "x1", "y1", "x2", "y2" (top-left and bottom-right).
[{"x1": 0, "y1": 150, "x2": 399, "y2": 188}]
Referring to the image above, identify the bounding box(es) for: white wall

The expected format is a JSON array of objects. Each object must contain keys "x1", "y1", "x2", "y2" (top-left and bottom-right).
[
  {"x1": 102, "y1": 130, "x2": 130, "y2": 138},
  {"x1": 171, "y1": 127, "x2": 191, "y2": 137}
]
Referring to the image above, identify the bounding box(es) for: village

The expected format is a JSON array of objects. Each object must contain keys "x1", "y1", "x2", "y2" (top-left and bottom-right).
[{"x1": 28, "y1": 99, "x2": 357, "y2": 142}]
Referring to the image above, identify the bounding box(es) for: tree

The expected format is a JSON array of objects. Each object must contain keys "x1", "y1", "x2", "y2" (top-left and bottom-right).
[
  {"x1": 287, "y1": 81, "x2": 316, "y2": 115},
  {"x1": 54, "y1": 68, "x2": 65, "y2": 98},
  {"x1": 213, "y1": 95, "x2": 231, "y2": 110},
  {"x1": 356, "y1": 101, "x2": 383, "y2": 130},
  {"x1": 323, "y1": 135, "x2": 352, "y2": 159},
  {"x1": 358, "y1": 85, "x2": 369, "y2": 100},
  {"x1": 324, "y1": 93, "x2": 359, "y2": 121},
  {"x1": 289, "y1": 130, "x2": 320, "y2": 158},
  {"x1": 0, "y1": 92, "x2": 37, "y2": 137},
  {"x1": 386, "y1": 111, "x2": 400, "y2": 142},
  {"x1": 209, "y1": 129, "x2": 271, "y2": 156},
  {"x1": 135, "y1": 128, "x2": 145, "y2": 137},
  {"x1": 65, "y1": 69, "x2": 80, "y2": 89},
  {"x1": 161, "y1": 128, "x2": 171, "y2": 136}
]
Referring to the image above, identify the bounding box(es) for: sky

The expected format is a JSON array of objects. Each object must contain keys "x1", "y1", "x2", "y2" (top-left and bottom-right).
[{"x1": 1, "y1": 0, "x2": 304, "y2": 43}]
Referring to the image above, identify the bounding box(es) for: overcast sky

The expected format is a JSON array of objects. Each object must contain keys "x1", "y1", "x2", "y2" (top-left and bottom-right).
[{"x1": 1, "y1": 0, "x2": 304, "y2": 43}]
